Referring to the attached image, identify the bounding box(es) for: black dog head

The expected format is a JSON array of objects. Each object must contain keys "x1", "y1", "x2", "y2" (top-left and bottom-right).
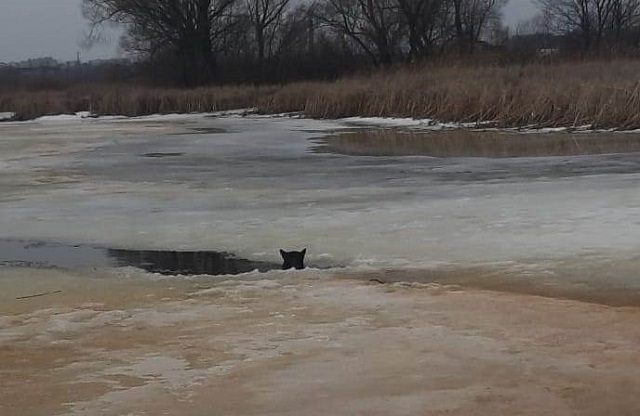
[{"x1": 280, "y1": 248, "x2": 306, "y2": 270}]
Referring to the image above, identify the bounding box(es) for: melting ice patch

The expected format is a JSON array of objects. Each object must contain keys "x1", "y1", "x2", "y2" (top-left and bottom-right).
[{"x1": 1, "y1": 114, "x2": 640, "y2": 288}]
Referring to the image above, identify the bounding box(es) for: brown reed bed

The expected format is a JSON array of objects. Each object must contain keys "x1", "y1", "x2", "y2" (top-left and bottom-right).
[
  {"x1": 0, "y1": 84, "x2": 277, "y2": 121},
  {"x1": 3, "y1": 59, "x2": 640, "y2": 129},
  {"x1": 273, "y1": 60, "x2": 640, "y2": 129}
]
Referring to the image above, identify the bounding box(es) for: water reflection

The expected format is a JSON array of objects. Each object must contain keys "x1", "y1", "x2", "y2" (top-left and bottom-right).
[
  {"x1": 108, "y1": 249, "x2": 277, "y2": 275},
  {"x1": 316, "y1": 129, "x2": 640, "y2": 158},
  {"x1": 0, "y1": 240, "x2": 279, "y2": 276}
]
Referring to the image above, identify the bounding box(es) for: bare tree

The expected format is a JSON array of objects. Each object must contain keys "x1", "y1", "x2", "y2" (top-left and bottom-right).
[
  {"x1": 245, "y1": 0, "x2": 291, "y2": 64},
  {"x1": 536, "y1": 0, "x2": 640, "y2": 51},
  {"x1": 450, "y1": 0, "x2": 507, "y2": 54},
  {"x1": 609, "y1": 0, "x2": 640, "y2": 45},
  {"x1": 83, "y1": 0, "x2": 237, "y2": 86},
  {"x1": 395, "y1": 0, "x2": 448, "y2": 60},
  {"x1": 317, "y1": 0, "x2": 403, "y2": 65}
]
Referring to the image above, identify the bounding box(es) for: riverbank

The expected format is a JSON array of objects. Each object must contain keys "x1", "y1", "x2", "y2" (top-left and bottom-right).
[{"x1": 4, "y1": 59, "x2": 640, "y2": 129}]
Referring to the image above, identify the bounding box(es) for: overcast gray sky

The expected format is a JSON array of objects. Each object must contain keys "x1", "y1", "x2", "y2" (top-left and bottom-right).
[{"x1": 0, "y1": 0, "x2": 539, "y2": 63}]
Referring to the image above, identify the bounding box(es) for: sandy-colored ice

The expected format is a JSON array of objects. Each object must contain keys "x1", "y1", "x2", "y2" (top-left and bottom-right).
[{"x1": 2, "y1": 268, "x2": 640, "y2": 416}]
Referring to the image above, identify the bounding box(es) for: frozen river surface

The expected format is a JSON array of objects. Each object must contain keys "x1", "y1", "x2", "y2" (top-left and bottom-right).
[{"x1": 1, "y1": 113, "x2": 640, "y2": 289}]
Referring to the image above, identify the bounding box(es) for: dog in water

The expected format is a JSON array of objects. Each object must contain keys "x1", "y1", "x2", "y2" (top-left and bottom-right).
[{"x1": 280, "y1": 248, "x2": 306, "y2": 270}]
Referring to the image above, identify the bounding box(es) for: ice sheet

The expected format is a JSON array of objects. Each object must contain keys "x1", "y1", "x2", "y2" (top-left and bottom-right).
[{"x1": 1, "y1": 114, "x2": 639, "y2": 283}]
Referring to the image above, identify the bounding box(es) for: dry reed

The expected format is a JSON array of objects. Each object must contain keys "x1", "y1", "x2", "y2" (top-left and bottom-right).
[
  {"x1": 3, "y1": 59, "x2": 640, "y2": 129},
  {"x1": 273, "y1": 60, "x2": 640, "y2": 129},
  {"x1": 0, "y1": 84, "x2": 276, "y2": 121}
]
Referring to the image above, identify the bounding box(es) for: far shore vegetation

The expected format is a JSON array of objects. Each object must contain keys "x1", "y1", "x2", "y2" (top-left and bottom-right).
[
  {"x1": 3, "y1": 1, "x2": 640, "y2": 128},
  {"x1": 4, "y1": 58, "x2": 640, "y2": 129}
]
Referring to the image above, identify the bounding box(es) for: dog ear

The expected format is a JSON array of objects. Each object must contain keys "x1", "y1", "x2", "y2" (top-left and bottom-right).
[
  {"x1": 301, "y1": 248, "x2": 306, "y2": 256},
  {"x1": 280, "y1": 249, "x2": 287, "y2": 258}
]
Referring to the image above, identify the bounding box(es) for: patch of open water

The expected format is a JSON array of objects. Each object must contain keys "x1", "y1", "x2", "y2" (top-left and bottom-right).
[
  {"x1": 0, "y1": 240, "x2": 280, "y2": 275},
  {"x1": 142, "y1": 152, "x2": 185, "y2": 158},
  {"x1": 315, "y1": 129, "x2": 640, "y2": 158}
]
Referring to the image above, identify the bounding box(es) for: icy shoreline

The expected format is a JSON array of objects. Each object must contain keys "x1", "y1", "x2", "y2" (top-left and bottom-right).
[{"x1": 6, "y1": 109, "x2": 640, "y2": 133}]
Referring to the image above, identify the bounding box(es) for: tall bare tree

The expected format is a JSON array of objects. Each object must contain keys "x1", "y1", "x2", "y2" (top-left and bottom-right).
[
  {"x1": 609, "y1": 0, "x2": 640, "y2": 44},
  {"x1": 536, "y1": 0, "x2": 640, "y2": 51},
  {"x1": 317, "y1": 0, "x2": 403, "y2": 65},
  {"x1": 396, "y1": 0, "x2": 448, "y2": 60},
  {"x1": 83, "y1": 0, "x2": 236, "y2": 86},
  {"x1": 245, "y1": 0, "x2": 291, "y2": 64},
  {"x1": 450, "y1": 0, "x2": 507, "y2": 54}
]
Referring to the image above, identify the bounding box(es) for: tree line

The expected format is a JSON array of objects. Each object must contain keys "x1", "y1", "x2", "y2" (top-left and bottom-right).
[
  {"x1": 79, "y1": 1, "x2": 640, "y2": 87},
  {"x1": 531, "y1": 1, "x2": 640, "y2": 53},
  {"x1": 82, "y1": 0, "x2": 509, "y2": 86}
]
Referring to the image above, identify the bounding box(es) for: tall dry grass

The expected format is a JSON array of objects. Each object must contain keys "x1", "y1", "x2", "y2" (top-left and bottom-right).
[
  {"x1": 3, "y1": 59, "x2": 640, "y2": 128},
  {"x1": 0, "y1": 84, "x2": 277, "y2": 121},
  {"x1": 264, "y1": 60, "x2": 640, "y2": 129}
]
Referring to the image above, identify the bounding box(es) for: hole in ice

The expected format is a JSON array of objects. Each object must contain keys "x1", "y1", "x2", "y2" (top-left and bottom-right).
[
  {"x1": 142, "y1": 152, "x2": 185, "y2": 158},
  {"x1": 0, "y1": 240, "x2": 280, "y2": 276}
]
